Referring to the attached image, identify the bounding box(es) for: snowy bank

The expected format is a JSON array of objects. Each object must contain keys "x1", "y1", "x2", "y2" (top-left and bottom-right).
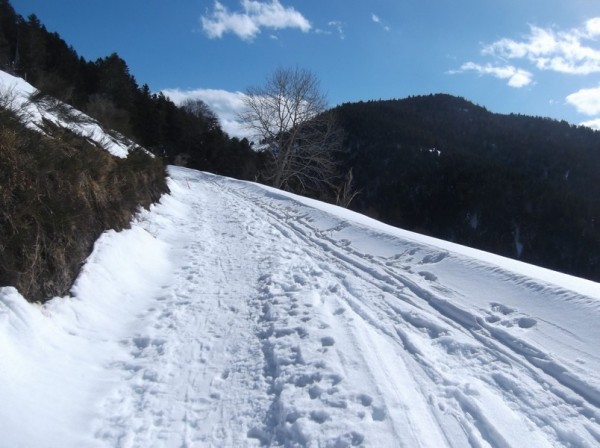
[
  {"x1": 0, "y1": 167, "x2": 599, "y2": 447},
  {"x1": 0, "y1": 70, "x2": 140, "y2": 158}
]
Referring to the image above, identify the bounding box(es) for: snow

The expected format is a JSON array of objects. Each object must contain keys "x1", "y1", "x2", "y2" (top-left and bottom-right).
[
  {"x1": 1, "y1": 166, "x2": 599, "y2": 447},
  {"x1": 1, "y1": 67, "x2": 600, "y2": 446},
  {"x1": 0, "y1": 70, "x2": 140, "y2": 158}
]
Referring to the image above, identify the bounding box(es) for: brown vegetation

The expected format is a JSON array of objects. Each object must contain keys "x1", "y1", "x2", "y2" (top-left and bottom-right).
[{"x1": 0, "y1": 105, "x2": 168, "y2": 302}]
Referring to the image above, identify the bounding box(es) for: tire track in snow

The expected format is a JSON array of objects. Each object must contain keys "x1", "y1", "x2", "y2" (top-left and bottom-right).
[
  {"x1": 95, "y1": 173, "x2": 272, "y2": 447},
  {"x1": 240, "y1": 205, "x2": 403, "y2": 446},
  {"x1": 222, "y1": 178, "x2": 600, "y2": 447},
  {"x1": 93, "y1": 167, "x2": 600, "y2": 447},
  {"x1": 216, "y1": 184, "x2": 479, "y2": 446},
  {"x1": 95, "y1": 169, "x2": 406, "y2": 447}
]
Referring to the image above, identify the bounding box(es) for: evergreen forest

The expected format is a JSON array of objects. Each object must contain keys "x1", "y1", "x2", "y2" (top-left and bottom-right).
[
  {"x1": 0, "y1": 0, "x2": 265, "y2": 180},
  {"x1": 333, "y1": 96, "x2": 600, "y2": 281}
]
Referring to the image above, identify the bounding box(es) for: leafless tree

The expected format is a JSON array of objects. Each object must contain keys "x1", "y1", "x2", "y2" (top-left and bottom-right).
[
  {"x1": 239, "y1": 67, "x2": 342, "y2": 193},
  {"x1": 181, "y1": 98, "x2": 220, "y2": 131},
  {"x1": 335, "y1": 168, "x2": 361, "y2": 208}
]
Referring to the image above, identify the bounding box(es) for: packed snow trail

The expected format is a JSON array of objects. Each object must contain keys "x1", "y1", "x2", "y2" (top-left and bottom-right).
[{"x1": 1, "y1": 166, "x2": 600, "y2": 447}]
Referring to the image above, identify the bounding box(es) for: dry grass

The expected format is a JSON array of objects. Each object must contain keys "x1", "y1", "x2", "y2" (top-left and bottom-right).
[{"x1": 0, "y1": 105, "x2": 168, "y2": 302}]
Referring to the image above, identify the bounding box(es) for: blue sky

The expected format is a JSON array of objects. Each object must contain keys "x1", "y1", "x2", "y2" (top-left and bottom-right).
[{"x1": 11, "y1": 0, "x2": 600, "y2": 135}]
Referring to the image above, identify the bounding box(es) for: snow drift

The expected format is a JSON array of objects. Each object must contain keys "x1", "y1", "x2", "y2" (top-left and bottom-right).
[{"x1": 1, "y1": 165, "x2": 599, "y2": 447}]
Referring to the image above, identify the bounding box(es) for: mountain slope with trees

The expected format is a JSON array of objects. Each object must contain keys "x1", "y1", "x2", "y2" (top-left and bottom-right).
[
  {"x1": 0, "y1": 71, "x2": 168, "y2": 302},
  {"x1": 0, "y1": 0, "x2": 265, "y2": 180},
  {"x1": 2, "y1": 0, "x2": 598, "y2": 283},
  {"x1": 333, "y1": 95, "x2": 600, "y2": 281},
  {"x1": 0, "y1": 0, "x2": 269, "y2": 301}
]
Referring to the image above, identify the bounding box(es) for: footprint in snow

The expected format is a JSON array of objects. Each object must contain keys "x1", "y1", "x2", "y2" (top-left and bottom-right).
[
  {"x1": 293, "y1": 274, "x2": 307, "y2": 285},
  {"x1": 516, "y1": 317, "x2": 537, "y2": 329},
  {"x1": 309, "y1": 410, "x2": 330, "y2": 424},
  {"x1": 308, "y1": 385, "x2": 323, "y2": 399},
  {"x1": 357, "y1": 393, "x2": 373, "y2": 407},
  {"x1": 294, "y1": 372, "x2": 322, "y2": 388},
  {"x1": 485, "y1": 310, "x2": 537, "y2": 330},
  {"x1": 418, "y1": 271, "x2": 438, "y2": 281},
  {"x1": 335, "y1": 431, "x2": 365, "y2": 446},
  {"x1": 321, "y1": 336, "x2": 335, "y2": 347},
  {"x1": 371, "y1": 406, "x2": 386, "y2": 421},
  {"x1": 485, "y1": 314, "x2": 501, "y2": 324},
  {"x1": 490, "y1": 302, "x2": 516, "y2": 315},
  {"x1": 419, "y1": 251, "x2": 448, "y2": 265}
]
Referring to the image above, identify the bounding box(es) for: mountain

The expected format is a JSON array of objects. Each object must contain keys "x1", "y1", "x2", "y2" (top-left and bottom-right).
[
  {"x1": 333, "y1": 95, "x2": 600, "y2": 281},
  {"x1": 1, "y1": 60, "x2": 599, "y2": 447},
  {"x1": 6, "y1": 0, "x2": 597, "y2": 282},
  {"x1": 1, "y1": 165, "x2": 599, "y2": 446},
  {"x1": 1, "y1": 5, "x2": 599, "y2": 442}
]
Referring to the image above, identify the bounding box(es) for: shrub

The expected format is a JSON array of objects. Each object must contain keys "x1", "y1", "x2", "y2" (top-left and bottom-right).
[{"x1": 0, "y1": 105, "x2": 168, "y2": 302}]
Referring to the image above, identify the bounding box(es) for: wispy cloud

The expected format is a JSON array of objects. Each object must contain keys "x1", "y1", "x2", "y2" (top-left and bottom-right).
[
  {"x1": 201, "y1": 0, "x2": 311, "y2": 41},
  {"x1": 371, "y1": 13, "x2": 390, "y2": 32},
  {"x1": 453, "y1": 62, "x2": 534, "y2": 88},
  {"x1": 566, "y1": 85, "x2": 600, "y2": 115},
  {"x1": 162, "y1": 88, "x2": 250, "y2": 138},
  {"x1": 328, "y1": 21, "x2": 345, "y2": 40},
  {"x1": 315, "y1": 20, "x2": 345, "y2": 40}
]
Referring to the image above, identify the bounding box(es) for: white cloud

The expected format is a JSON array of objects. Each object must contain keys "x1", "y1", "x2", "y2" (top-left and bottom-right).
[
  {"x1": 201, "y1": 0, "x2": 311, "y2": 41},
  {"x1": 483, "y1": 18, "x2": 600, "y2": 75},
  {"x1": 162, "y1": 88, "x2": 251, "y2": 139},
  {"x1": 455, "y1": 18, "x2": 600, "y2": 89},
  {"x1": 579, "y1": 118, "x2": 600, "y2": 130},
  {"x1": 584, "y1": 18, "x2": 600, "y2": 38},
  {"x1": 328, "y1": 21, "x2": 345, "y2": 40},
  {"x1": 456, "y1": 62, "x2": 534, "y2": 88},
  {"x1": 315, "y1": 21, "x2": 345, "y2": 40},
  {"x1": 566, "y1": 85, "x2": 600, "y2": 115},
  {"x1": 371, "y1": 13, "x2": 390, "y2": 32}
]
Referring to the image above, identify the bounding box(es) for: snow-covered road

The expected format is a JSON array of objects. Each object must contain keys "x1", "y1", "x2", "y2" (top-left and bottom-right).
[{"x1": 2, "y1": 166, "x2": 600, "y2": 447}]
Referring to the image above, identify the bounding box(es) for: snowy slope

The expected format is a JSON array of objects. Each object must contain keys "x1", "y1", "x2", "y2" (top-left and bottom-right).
[
  {"x1": 0, "y1": 70, "x2": 140, "y2": 158},
  {"x1": 1, "y1": 166, "x2": 599, "y2": 447}
]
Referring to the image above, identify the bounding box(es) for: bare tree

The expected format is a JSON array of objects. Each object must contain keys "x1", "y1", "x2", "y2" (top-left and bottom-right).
[
  {"x1": 239, "y1": 67, "x2": 342, "y2": 193},
  {"x1": 335, "y1": 168, "x2": 361, "y2": 208},
  {"x1": 181, "y1": 98, "x2": 220, "y2": 131}
]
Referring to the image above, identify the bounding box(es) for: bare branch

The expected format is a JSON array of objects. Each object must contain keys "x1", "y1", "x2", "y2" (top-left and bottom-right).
[{"x1": 237, "y1": 67, "x2": 342, "y2": 194}]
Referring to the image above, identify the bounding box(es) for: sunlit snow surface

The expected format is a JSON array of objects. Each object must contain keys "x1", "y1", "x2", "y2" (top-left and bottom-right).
[
  {"x1": 0, "y1": 70, "x2": 136, "y2": 158},
  {"x1": 1, "y1": 166, "x2": 600, "y2": 447}
]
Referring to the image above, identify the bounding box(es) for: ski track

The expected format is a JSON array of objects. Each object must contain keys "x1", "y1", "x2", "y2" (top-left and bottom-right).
[
  {"x1": 2, "y1": 71, "x2": 599, "y2": 447},
  {"x1": 87, "y1": 166, "x2": 600, "y2": 447}
]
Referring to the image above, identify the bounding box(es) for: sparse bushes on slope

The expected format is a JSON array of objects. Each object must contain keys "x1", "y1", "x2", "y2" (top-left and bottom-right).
[{"x1": 0, "y1": 105, "x2": 168, "y2": 302}]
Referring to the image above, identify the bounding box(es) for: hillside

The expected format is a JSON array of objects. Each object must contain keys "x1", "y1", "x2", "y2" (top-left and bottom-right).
[
  {"x1": 3, "y1": 0, "x2": 598, "y2": 283},
  {"x1": 0, "y1": 0, "x2": 264, "y2": 179},
  {"x1": 0, "y1": 70, "x2": 168, "y2": 301},
  {"x1": 333, "y1": 95, "x2": 600, "y2": 282},
  {"x1": 1, "y1": 2, "x2": 599, "y2": 446},
  {"x1": 1, "y1": 166, "x2": 599, "y2": 447}
]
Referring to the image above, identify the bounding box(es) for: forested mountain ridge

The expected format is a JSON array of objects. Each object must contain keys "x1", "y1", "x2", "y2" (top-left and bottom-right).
[
  {"x1": 0, "y1": 0, "x2": 267, "y2": 302},
  {"x1": 0, "y1": 0, "x2": 265, "y2": 180},
  {"x1": 1, "y1": 0, "x2": 598, "y2": 282},
  {"x1": 334, "y1": 95, "x2": 600, "y2": 282}
]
